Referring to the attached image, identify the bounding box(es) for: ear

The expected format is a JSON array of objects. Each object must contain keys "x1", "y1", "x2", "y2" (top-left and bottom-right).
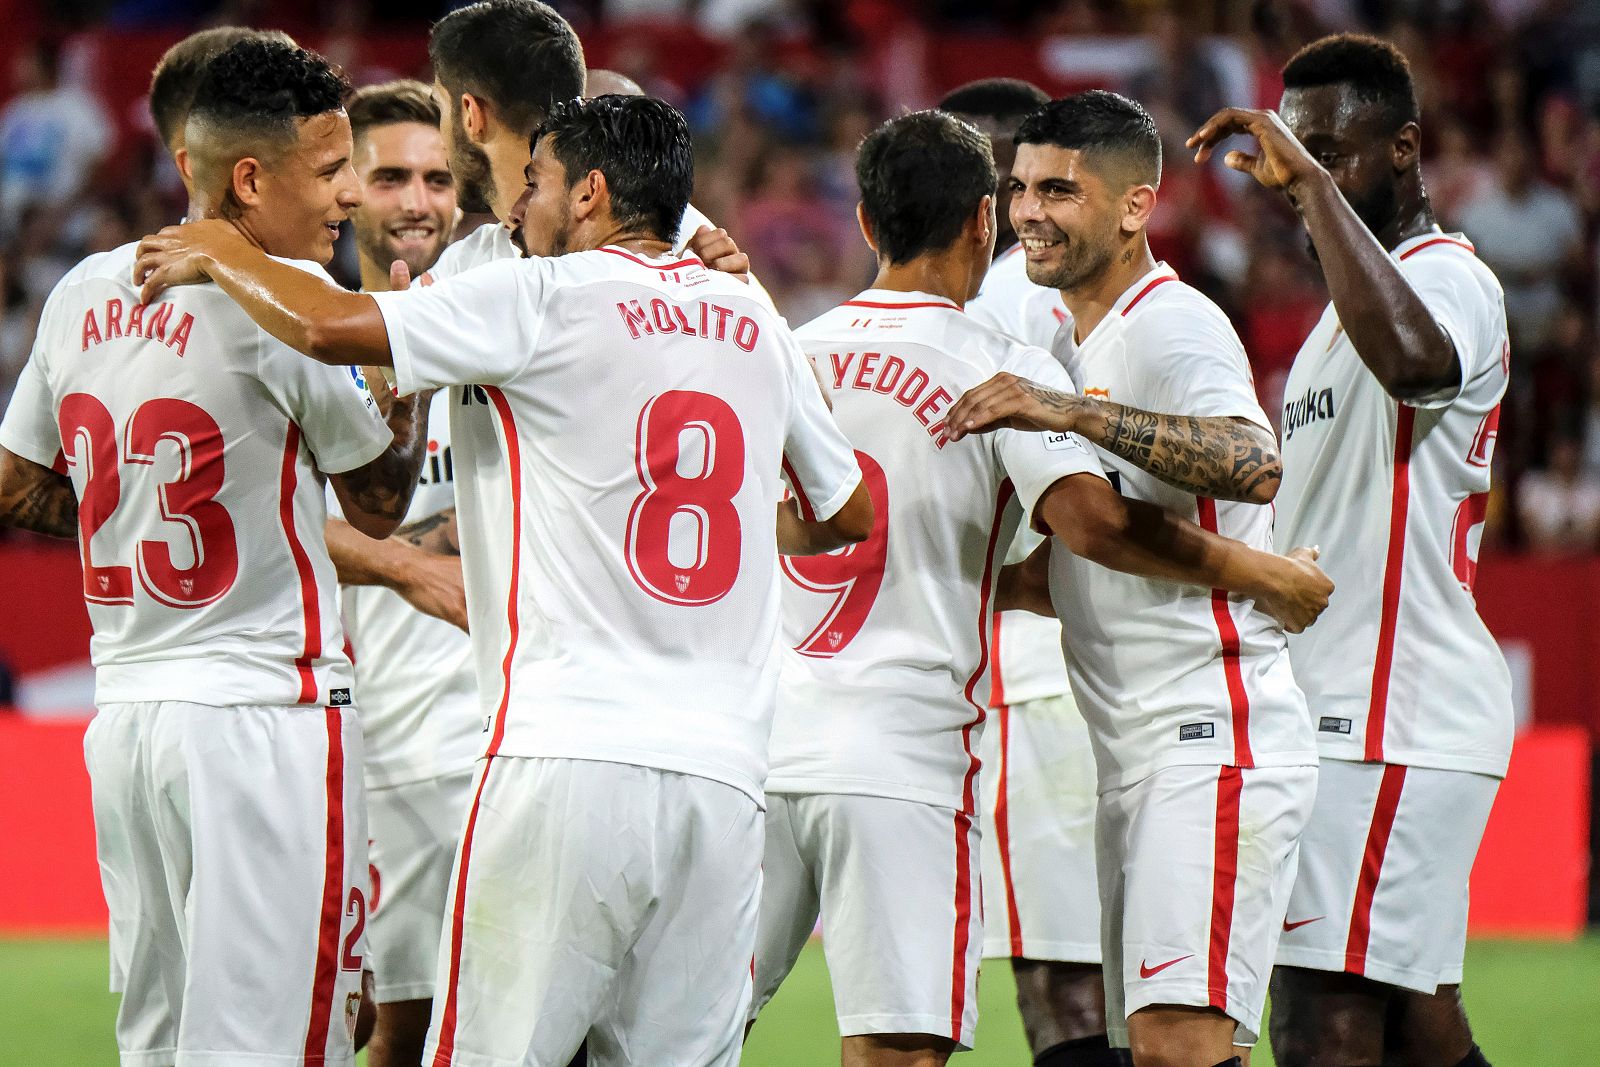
[
  {"x1": 571, "y1": 168, "x2": 605, "y2": 224},
  {"x1": 174, "y1": 146, "x2": 193, "y2": 185},
  {"x1": 229, "y1": 156, "x2": 266, "y2": 211},
  {"x1": 460, "y1": 91, "x2": 490, "y2": 144},
  {"x1": 1394, "y1": 120, "x2": 1421, "y2": 173},
  {"x1": 855, "y1": 202, "x2": 880, "y2": 255},
  {"x1": 1121, "y1": 184, "x2": 1157, "y2": 236},
  {"x1": 971, "y1": 192, "x2": 994, "y2": 247}
]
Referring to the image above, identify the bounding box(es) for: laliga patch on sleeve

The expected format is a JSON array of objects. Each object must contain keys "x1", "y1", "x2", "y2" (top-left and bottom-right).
[{"x1": 1043, "y1": 431, "x2": 1088, "y2": 453}]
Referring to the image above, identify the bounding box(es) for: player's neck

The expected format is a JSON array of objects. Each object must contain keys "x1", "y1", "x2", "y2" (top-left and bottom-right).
[
  {"x1": 1062, "y1": 239, "x2": 1158, "y2": 343},
  {"x1": 870, "y1": 251, "x2": 978, "y2": 307},
  {"x1": 1384, "y1": 195, "x2": 1438, "y2": 252},
  {"x1": 357, "y1": 253, "x2": 394, "y2": 293}
]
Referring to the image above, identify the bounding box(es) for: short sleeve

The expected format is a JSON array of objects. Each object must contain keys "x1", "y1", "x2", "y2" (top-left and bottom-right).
[
  {"x1": 993, "y1": 344, "x2": 1107, "y2": 515},
  {"x1": 372, "y1": 257, "x2": 548, "y2": 395},
  {"x1": 0, "y1": 357, "x2": 62, "y2": 467},
  {"x1": 780, "y1": 339, "x2": 862, "y2": 521},
  {"x1": 260, "y1": 341, "x2": 391, "y2": 475},
  {"x1": 1131, "y1": 302, "x2": 1271, "y2": 431},
  {"x1": 1397, "y1": 251, "x2": 1509, "y2": 411}
]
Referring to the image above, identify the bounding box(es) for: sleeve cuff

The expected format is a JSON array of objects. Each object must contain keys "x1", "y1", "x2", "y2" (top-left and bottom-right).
[
  {"x1": 369, "y1": 289, "x2": 422, "y2": 397},
  {"x1": 805, "y1": 465, "x2": 864, "y2": 523}
]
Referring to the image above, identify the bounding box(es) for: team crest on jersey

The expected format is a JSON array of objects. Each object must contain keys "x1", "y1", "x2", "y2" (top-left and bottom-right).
[
  {"x1": 344, "y1": 991, "x2": 361, "y2": 1039},
  {"x1": 1084, "y1": 387, "x2": 1111, "y2": 399},
  {"x1": 675, "y1": 574, "x2": 691, "y2": 593},
  {"x1": 827, "y1": 631, "x2": 844, "y2": 649},
  {"x1": 179, "y1": 578, "x2": 195, "y2": 595}
]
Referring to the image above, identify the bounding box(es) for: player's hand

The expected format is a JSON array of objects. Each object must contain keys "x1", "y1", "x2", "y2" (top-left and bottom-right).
[
  {"x1": 1185, "y1": 107, "x2": 1322, "y2": 193},
  {"x1": 390, "y1": 258, "x2": 437, "y2": 290},
  {"x1": 688, "y1": 224, "x2": 751, "y2": 283},
  {"x1": 132, "y1": 219, "x2": 250, "y2": 304},
  {"x1": 995, "y1": 538, "x2": 1054, "y2": 616},
  {"x1": 946, "y1": 372, "x2": 1083, "y2": 441},
  {"x1": 1255, "y1": 545, "x2": 1332, "y2": 634},
  {"x1": 396, "y1": 552, "x2": 469, "y2": 632}
]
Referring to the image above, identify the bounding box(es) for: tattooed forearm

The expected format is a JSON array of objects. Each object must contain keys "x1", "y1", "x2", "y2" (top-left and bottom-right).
[
  {"x1": 395, "y1": 507, "x2": 459, "y2": 556},
  {"x1": 337, "y1": 391, "x2": 428, "y2": 525},
  {"x1": 0, "y1": 463, "x2": 78, "y2": 538},
  {"x1": 1093, "y1": 404, "x2": 1282, "y2": 503}
]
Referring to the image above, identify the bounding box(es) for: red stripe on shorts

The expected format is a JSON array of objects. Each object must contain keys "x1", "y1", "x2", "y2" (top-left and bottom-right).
[
  {"x1": 1366, "y1": 407, "x2": 1416, "y2": 761},
  {"x1": 1345, "y1": 764, "x2": 1408, "y2": 974},
  {"x1": 1207, "y1": 767, "x2": 1244, "y2": 1011},
  {"x1": 279, "y1": 423, "x2": 322, "y2": 703},
  {"x1": 432, "y1": 758, "x2": 497, "y2": 1065},
  {"x1": 302, "y1": 707, "x2": 345, "y2": 1063},
  {"x1": 949, "y1": 809, "x2": 976, "y2": 1042},
  {"x1": 1196, "y1": 498, "x2": 1254, "y2": 766},
  {"x1": 992, "y1": 703, "x2": 1026, "y2": 957}
]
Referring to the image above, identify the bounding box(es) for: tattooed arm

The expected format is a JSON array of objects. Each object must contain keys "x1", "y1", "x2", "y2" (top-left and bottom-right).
[
  {"x1": 394, "y1": 507, "x2": 459, "y2": 556},
  {"x1": 0, "y1": 447, "x2": 78, "y2": 538},
  {"x1": 327, "y1": 388, "x2": 430, "y2": 539},
  {"x1": 946, "y1": 373, "x2": 1282, "y2": 504},
  {"x1": 324, "y1": 513, "x2": 467, "y2": 631}
]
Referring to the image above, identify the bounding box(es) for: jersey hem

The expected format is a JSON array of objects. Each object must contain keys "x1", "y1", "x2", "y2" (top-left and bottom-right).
[
  {"x1": 362, "y1": 758, "x2": 483, "y2": 791},
  {"x1": 492, "y1": 745, "x2": 765, "y2": 806},
  {"x1": 763, "y1": 775, "x2": 965, "y2": 811},
  {"x1": 1273, "y1": 944, "x2": 1443, "y2": 994},
  {"x1": 1095, "y1": 749, "x2": 1320, "y2": 794},
  {"x1": 980, "y1": 937, "x2": 1102, "y2": 963},
  {"x1": 1313, "y1": 747, "x2": 1508, "y2": 779}
]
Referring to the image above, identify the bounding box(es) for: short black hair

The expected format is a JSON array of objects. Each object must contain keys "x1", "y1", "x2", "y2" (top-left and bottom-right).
[
  {"x1": 535, "y1": 95, "x2": 693, "y2": 244},
  {"x1": 1282, "y1": 33, "x2": 1419, "y2": 133},
  {"x1": 429, "y1": 0, "x2": 586, "y2": 138},
  {"x1": 149, "y1": 27, "x2": 296, "y2": 150},
  {"x1": 937, "y1": 78, "x2": 1050, "y2": 126},
  {"x1": 347, "y1": 79, "x2": 441, "y2": 142},
  {"x1": 857, "y1": 109, "x2": 997, "y2": 265},
  {"x1": 186, "y1": 38, "x2": 349, "y2": 156},
  {"x1": 1015, "y1": 90, "x2": 1161, "y2": 188}
]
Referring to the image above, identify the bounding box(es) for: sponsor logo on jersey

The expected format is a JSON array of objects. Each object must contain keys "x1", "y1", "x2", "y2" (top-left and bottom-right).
[
  {"x1": 1282, "y1": 386, "x2": 1336, "y2": 441},
  {"x1": 329, "y1": 687, "x2": 352, "y2": 707},
  {"x1": 1318, "y1": 716, "x2": 1353, "y2": 734},
  {"x1": 1178, "y1": 722, "x2": 1215, "y2": 741}
]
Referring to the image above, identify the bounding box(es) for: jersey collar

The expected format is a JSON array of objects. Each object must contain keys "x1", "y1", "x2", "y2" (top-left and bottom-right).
[
  {"x1": 1109, "y1": 262, "x2": 1180, "y2": 319},
  {"x1": 1393, "y1": 227, "x2": 1476, "y2": 262},
  {"x1": 840, "y1": 288, "x2": 964, "y2": 312},
  {"x1": 598, "y1": 245, "x2": 706, "y2": 272}
]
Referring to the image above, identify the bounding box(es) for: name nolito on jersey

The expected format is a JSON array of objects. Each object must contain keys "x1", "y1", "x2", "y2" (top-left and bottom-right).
[{"x1": 1282, "y1": 385, "x2": 1336, "y2": 441}]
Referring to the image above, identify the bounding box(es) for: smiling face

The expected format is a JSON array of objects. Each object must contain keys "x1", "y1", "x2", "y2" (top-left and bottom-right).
[
  {"x1": 244, "y1": 110, "x2": 360, "y2": 264},
  {"x1": 1008, "y1": 142, "x2": 1128, "y2": 292},
  {"x1": 349, "y1": 120, "x2": 455, "y2": 279},
  {"x1": 1279, "y1": 83, "x2": 1406, "y2": 245},
  {"x1": 506, "y1": 134, "x2": 576, "y2": 258}
]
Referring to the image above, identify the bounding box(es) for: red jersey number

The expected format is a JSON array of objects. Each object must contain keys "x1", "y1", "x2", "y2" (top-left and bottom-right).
[
  {"x1": 625, "y1": 390, "x2": 745, "y2": 606},
  {"x1": 782, "y1": 449, "x2": 890, "y2": 657},
  {"x1": 57, "y1": 394, "x2": 240, "y2": 608}
]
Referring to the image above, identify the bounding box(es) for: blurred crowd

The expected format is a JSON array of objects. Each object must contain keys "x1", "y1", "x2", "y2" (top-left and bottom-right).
[{"x1": 5, "y1": 0, "x2": 1600, "y2": 551}]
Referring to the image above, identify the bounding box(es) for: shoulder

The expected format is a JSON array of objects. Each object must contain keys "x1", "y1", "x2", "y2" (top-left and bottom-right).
[
  {"x1": 1123, "y1": 279, "x2": 1242, "y2": 348},
  {"x1": 1398, "y1": 235, "x2": 1505, "y2": 302},
  {"x1": 427, "y1": 222, "x2": 516, "y2": 281}
]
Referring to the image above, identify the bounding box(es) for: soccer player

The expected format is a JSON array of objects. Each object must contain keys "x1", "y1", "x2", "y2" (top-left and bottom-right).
[
  {"x1": 132, "y1": 93, "x2": 873, "y2": 1067},
  {"x1": 753, "y1": 109, "x2": 1332, "y2": 1067},
  {"x1": 1188, "y1": 35, "x2": 1510, "y2": 1067},
  {"x1": 947, "y1": 91, "x2": 1321, "y2": 1067},
  {"x1": 0, "y1": 38, "x2": 429, "y2": 1064},
  {"x1": 944, "y1": 78, "x2": 1122, "y2": 1067},
  {"x1": 148, "y1": 25, "x2": 295, "y2": 166},
  {"x1": 329, "y1": 79, "x2": 478, "y2": 1067}
]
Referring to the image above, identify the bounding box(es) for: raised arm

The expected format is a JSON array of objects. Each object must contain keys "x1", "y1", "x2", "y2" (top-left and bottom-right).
[
  {"x1": 947, "y1": 373, "x2": 1281, "y2": 504},
  {"x1": 327, "y1": 388, "x2": 429, "y2": 539},
  {"x1": 1187, "y1": 108, "x2": 1458, "y2": 401},
  {"x1": 0, "y1": 447, "x2": 77, "y2": 538},
  {"x1": 133, "y1": 220, "x2": 392, "y2": 367},
  {"x1": 1035, "y1": 472, "x2": 1330, "y2": 632}
]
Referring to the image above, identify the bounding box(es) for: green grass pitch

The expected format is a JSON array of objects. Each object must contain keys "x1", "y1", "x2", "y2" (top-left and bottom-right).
[{"x1": 4, "y1": 936, "x2": 1596, "y2": 1063}]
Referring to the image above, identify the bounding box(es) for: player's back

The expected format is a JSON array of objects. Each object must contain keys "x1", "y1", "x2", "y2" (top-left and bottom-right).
[
  {"x1": 18, "y1": 242, "x2": 386, "y2": 708},
  {"x1": 766, "y1": 291, "x2": 1100, "y2": 811},
  {"x1": 377, "y1": 246, "x2": 859, "y2": 802}
]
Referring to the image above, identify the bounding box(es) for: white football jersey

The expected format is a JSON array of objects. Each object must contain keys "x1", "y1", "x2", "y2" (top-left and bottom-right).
[
  {"x1": 0, "y1": 243, "x2": 391, "y2": 707},
  {"x1": 1276, "y1": 230, "x2": 1513, "y2": 777},
  {"x1": 333, "y1": 388, "x2": 480, "y2": 787},
  {"x1": 764, "y1": 290, "x2": 1106, "y2": 811},
  {"x1": 967, "y1": 242, "x2": 1070, "y2": 351},
  {"x1": 967, "y1": 242, "x2": 1078, "y2": 709},
  {"x1": 1048, "y1": 263, "x2": 1316, "y2": 791},
  {"x1": 373, "y1": 245, "x2": 861, "y2": 803}
]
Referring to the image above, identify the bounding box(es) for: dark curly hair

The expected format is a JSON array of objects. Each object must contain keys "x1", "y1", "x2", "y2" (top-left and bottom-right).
[
  {"x1": 857, "y1": 110, "x2": 997, "y2": 265},
  {"x1": 186, "y1": 37, "x2": 349, "y2": 154},
  {"x1": 149, "y1": 27, "x2": 297, "y2": 151},
  {"x1": 1283, "y1": 34, "x2": 1419, "y2": 134},
  {"x1": 534, "y1": 94, "x2": 693, "y2": 243}
]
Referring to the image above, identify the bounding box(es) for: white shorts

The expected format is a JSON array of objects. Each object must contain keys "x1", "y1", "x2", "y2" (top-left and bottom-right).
[
  {"x1": 366, "y1": 766, "x2": 476, "y2": 1003},
  {"x1": 1276, "y1": 759, "x2": 1499, "y2": 993},
  {"x1": 753, "y1": 792, "x2": 982, "y2": 1050},
  {"x1": 1098, "y1": 763, "x2": 1316, "y2": 1047},
  {"x1": 979, "y1": 694, "x2": 1101, "y2": 962},
  {"x1": 86, "y1": 701, "x2": 369, "y2": 1067},
  {"x1": 424, "y1": 757, "x2": 761, "y2": 1067}
]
